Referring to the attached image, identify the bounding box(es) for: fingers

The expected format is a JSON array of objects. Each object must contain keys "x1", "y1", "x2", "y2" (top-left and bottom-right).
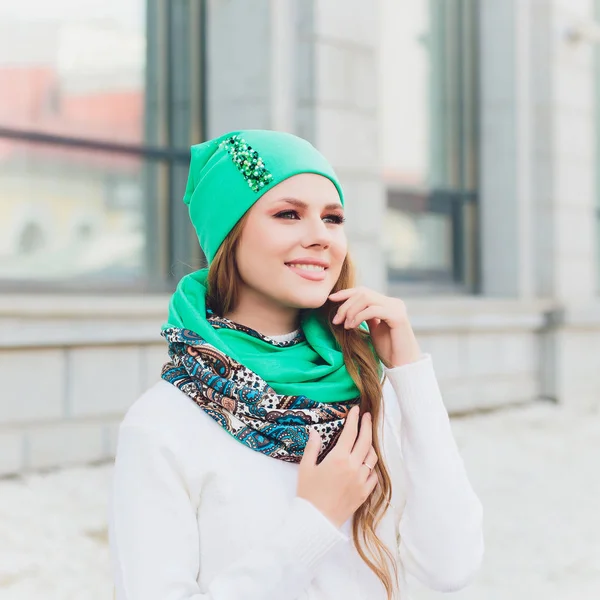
[
  {"x1": 334, "y1": 300, "x2": 385, "y2": 330},
  {"x1": 349, "y1": 306, "x2": 383, "y2": 329},
  {"x1": 336, "y1": 405, "x2": 360, "y2": 453},
  {"x1": 365, "y1": 468, "x2": 379, "y2": 494},
  {"x1": 300, "y1": 428, "x2": 321, "y2": 466},
  {"x1": 330, "y1": 287, "x2": 383, "y2": 327},
  {"x1": 357, "y1": 445, "x2": 378, "y2": 486},
  {"x1": 328, "y1": 287, "x2": 356, "y2": 302},
  {"x1": 361, "y1": 446, "x2": 379, "y2": 474},
  {"x1": 351, "y1": 412, "x2": 372, "y2": 461},
  {"x1": 332, "y1": 296, "x2": 365, "y2": 327}
]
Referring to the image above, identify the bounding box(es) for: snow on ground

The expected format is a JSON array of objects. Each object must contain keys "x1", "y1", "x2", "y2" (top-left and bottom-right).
[
  {"x1": 412, "y1": 402, "x2": 600, "y2": 600},
  {"x1": 0, "y1": 402, "x2": 599, "y2": 600},
  {"x1": 0, "y1": 464, "x2": 113, "y2": 600}
]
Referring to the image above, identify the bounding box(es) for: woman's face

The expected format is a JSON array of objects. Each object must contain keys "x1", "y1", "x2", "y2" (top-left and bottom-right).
[{"x1": 235, "y1": 173, "x2": 347, "y2": 310}]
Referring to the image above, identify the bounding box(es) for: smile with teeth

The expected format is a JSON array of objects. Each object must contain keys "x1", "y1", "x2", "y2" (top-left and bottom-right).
[{"x1": 286, "y1": 263, "x2": 326, "y2": 271}]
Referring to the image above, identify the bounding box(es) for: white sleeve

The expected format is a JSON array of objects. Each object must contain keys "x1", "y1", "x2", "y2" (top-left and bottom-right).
[
  {"x1": 382, "y1": 355, "x2": 485, "y2": 593},
  {"x1": 109, "y1": 424, "x2": 346, "y2": 600}
]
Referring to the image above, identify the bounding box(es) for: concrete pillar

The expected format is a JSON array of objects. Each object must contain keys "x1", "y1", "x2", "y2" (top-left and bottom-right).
[
  {"x1": 480, "y1": 0, "x2": 600, "y2": 408},
  {"x1": 534, "y1": 0, "x2": 600, "y2": 408},
  {"x1": 205, "y1": 0, "x2": 272, "y2": 137},
  {"x1": 479, "y1": 0, "x2": 535, "y2": 297},
  {"x1": 538, "y1": 0, "x2": 597, "y2": 300}
]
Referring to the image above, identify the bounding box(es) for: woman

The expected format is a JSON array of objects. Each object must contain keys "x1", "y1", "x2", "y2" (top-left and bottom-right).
[{"x1": 108, "y1": 130, "x2": 484, "y2": 600}]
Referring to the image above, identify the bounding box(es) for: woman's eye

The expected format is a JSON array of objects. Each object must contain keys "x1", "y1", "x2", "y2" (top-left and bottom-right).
[
  {"x1": 324, "y1": 214, "x2": 346, "y2": 225},
  {"x1": 275, "y1": 210, "x2": 345, "y2": 224},
  {"x1": 275, "y1": 210, "x2": 300, "y2": 220}
]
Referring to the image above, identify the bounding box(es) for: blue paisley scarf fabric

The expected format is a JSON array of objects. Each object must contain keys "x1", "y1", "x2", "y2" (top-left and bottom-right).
[{"x1": 161, "y1": 316, "x2": 360, "y2": 463}]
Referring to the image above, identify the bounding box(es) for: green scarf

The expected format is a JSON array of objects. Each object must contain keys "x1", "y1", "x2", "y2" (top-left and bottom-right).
[{"x1": 163, "y1": 268, "x2": 368, "y2": 403}]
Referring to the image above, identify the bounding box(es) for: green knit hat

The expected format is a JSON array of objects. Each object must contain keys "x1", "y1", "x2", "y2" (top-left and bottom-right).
[{"x1": 182, "y1": 129, "x2": 344, "y2": 264}]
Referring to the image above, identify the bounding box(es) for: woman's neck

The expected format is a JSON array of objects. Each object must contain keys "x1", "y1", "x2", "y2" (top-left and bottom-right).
[{"x1": 223, "y1": 297, "x2": 300, "y2": 338}]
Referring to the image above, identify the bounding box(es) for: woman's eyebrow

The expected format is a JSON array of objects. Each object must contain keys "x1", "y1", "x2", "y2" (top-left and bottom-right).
[{"x1": 275, "y1": 198, "x2": 344, "y2": 211}]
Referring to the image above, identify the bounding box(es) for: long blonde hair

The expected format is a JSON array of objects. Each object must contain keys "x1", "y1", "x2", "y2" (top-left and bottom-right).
[{"x1": 206, "y1": 214, "x2": 399, "y2": 599}]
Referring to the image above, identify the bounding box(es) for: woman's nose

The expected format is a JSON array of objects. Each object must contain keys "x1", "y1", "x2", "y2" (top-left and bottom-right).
[{"x1": 302, "y1": 217, "x2": 332, "y2": 248}]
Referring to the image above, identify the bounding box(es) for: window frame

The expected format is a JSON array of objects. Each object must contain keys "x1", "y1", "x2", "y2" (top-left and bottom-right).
[
  {"x1": 385, "y1": 0, "x2": 480, "y2": 294},
  {"x1": 0, "y1": 0, "x2": 207, "y2": 294}
]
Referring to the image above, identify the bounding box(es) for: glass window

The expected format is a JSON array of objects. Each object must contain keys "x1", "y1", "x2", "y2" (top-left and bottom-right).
[
  {"x1": 0, "y1": 0, "x2": 202, "y2": 292},
  {"x1": 0, "y1": 139, "x2": 191, "y2": 289},
  {"x1": 380, "y1": 0, "x2": 479, "y2": 291},
  {"x1": 0, "y1": 0, "x2": 146, "y2": 145}
]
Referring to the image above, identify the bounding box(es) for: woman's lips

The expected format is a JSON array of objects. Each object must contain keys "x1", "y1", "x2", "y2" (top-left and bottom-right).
[{"x1": 286, "y1": 264, "x2": 327, "y2": 281}]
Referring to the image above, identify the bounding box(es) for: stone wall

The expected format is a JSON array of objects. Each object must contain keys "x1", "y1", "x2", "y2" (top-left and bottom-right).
[{"x1": 0, "y1": 296, "x2": 168, "y2": 476}]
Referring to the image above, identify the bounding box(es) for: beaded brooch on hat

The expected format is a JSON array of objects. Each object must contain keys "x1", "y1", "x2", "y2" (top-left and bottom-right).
[{"x1": 220, "y1": 135, "x2": 274, "y2": 192}]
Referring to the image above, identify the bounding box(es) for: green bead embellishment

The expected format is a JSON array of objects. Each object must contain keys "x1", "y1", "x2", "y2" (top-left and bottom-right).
[{"x1": 220, "y1": 135, "x2": 274, "y2": 192}]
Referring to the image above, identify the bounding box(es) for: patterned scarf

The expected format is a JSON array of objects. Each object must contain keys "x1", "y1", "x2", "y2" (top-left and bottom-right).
[
  {"x1": 161, "y1": 316, "x2": 360, "y2": 463},
  {"x1": 165, "y1": 268, "x2": 367, "y2": 403}
]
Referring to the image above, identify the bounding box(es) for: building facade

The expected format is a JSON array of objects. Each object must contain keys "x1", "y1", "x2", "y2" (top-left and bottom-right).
[{"x1": 0, "y1": 0, "x2": 598, "y2": 475}]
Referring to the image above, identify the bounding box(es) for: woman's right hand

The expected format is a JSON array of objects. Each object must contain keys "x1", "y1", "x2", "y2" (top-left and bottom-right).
[{"x1": 296, "y1": 406, "x2": 379, "y2": 528}]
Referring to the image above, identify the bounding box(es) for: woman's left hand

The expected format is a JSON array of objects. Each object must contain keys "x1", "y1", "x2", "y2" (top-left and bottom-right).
[{"x1": 329, "y1": 286, "x2": 422, "y2": 368}]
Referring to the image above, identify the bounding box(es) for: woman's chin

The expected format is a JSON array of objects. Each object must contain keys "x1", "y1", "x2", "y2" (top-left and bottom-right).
[{"x1": 284, "y1": 289, "x2": 330, "y2": 310}]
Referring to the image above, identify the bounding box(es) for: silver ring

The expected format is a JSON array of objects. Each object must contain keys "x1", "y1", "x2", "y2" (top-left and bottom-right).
[{"x1": 363, "y1": 462, "x2": 374, "y2": 471}]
